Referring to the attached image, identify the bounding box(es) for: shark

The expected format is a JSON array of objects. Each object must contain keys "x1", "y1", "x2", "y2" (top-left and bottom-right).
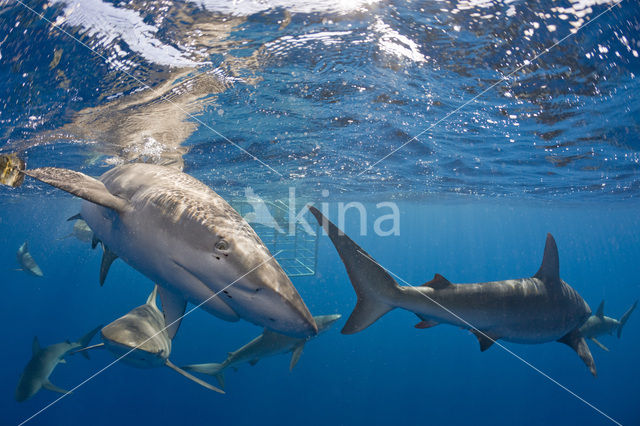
[
  {"x1": 15, "y1": 326, "x2": 101, "y2": 401},
  {"x1": 0, "y1": 155, "x2": 317, "y2": 338},
  {"x1": 59, "y1": 216, "x2": 94, "y2": 243},
  {"x1": 308, "y1": 206, "x2": 597, "y2": 376},
  {"x1": 16, "y1": 241, "x2": 44, "y2": 277},
  {"x1": 76, "y1": 286, "x2": 224, "y2": 393},
  {"x1": 579, "y1": 300, "x2": 637, "y2": 351},
  {"x1": 182, "y1": 314, "x2": 342, "y2": 388}
]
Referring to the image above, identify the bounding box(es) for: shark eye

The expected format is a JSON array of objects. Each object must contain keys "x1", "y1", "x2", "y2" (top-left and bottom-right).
[{"x1": 215, "y1": 239, "x2": 229, "y2": 252}]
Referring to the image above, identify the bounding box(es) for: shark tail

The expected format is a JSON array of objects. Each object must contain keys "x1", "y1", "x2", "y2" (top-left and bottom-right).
[
  {"x1": 617, "y1": 300, "x2": 637, "y2": 338},
  {"x1": 180, "y1": 363, "x2": 226, "y2": 389},
  {"x1": 76, "y1": 325, "x2": 103, "y2": 359},
  {"x1": 308, "y1": 206, "x2": 397, "y2": 334},
  {"x1": 0, "y1": 153, "x2": 26, "y2": 187}
]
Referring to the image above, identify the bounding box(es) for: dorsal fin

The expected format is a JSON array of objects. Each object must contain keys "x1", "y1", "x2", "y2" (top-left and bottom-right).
[
  {"x1": 146, "y1": 285, "x2": 159, "y2": 308},
  {"x1": 32, "y1": 336, "x2": 41, "y2": 355},
  {"x1": 534, "y1": 234, "x2": 560, "y2": 282},
  {"x1": 595, "y1": 301, "x2": 605, "y2": 318},
  {"x1": 422, "y1": 274, "x2": 452, "y2": 290}
]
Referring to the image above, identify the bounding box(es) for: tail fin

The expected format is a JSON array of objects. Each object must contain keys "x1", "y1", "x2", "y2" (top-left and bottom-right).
[
  {"x1": 0, "y1": 153, "x2": 26, "y2": 187},
  {"x1": 308, "y1": 206, "x2": 397, "y2": 334},
  {"x1": 618, "y1": 300, "x2": 637, "y2": 338},
  {"x1": 76, "y1": 325, "x2": 102, "y2": 359},
  {"x1": 181, "y1": 363, "x2": 225, "y2": 389}
]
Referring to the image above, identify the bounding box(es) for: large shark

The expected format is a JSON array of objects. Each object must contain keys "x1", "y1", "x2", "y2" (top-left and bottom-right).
[
  {"x1": 15, "y1": 326, "x2": 101, "y2": 401},
  {"x1": 16, "y1": 241, "x2": 43, "y2": 277},
  {"x1": 0, "y1": 156, "x2": 317, "y2": 338},
  {"x1": 309, "y1": 206, "x2": 597, "y2": 376},
  {"x1": 579, "y1": 300, "x2": 637, "y2": 351},
  {"x1": 182, "y1": 314, "x2": 342, "y2": 388},
  {"x1": 77, "y1": 286, "x2": 224, "y2": 393}
]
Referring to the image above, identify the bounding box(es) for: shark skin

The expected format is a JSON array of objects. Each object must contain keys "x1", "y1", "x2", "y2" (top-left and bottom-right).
[
  {"x1": 16, "y1": 241, "x2": 43, "y2": 277},
  {"x1": 2, "y1": 159, "x2": 317, "y2": 339},
  {"x1": 82, "y1": 286, "x2": 224, "y2": 393},
  {"x1": 15, "y1": 326, "x2": 101, "y2": 402},
  {"x1": 308, "y1": 206, "x2": 597, "y2": 376},
  {"x1": 182, "y1": 314, "x2": 342, "y2": 388},
  {"x1": 579, "y1": 300, "x2": 637, "y2": 351}
]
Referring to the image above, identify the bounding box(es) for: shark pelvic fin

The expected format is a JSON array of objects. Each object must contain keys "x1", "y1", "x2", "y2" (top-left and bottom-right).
[
  {"x1": 32, "y1": 337, "x2": 41, "y2": 355},
  {"x1": 595, "y1": 301, "x2": 605, "y2": 318},
  {"x1": 422, "y1": 274, "x2": 452, "y2": 290},
  {"x1": 308, "y1": 206, "x2": 396, "y2": 335},
  {"x1": 42, "y1": 380, "x2": 70, "y2": 395},
  {"x1": 165, "y1": 360, "x2": 224, "y2": 394},
  {"x1": 618, "y1": 300, "x2": 637, "y2": 338},
  {"x1": 471, "y1": 330, "x2": 499, "y2": 352},
  {"x1": 158, "y1": 286, "x2": 187, "y2": 340},
  {"x1": 557, "y1": 328, "x2": 596, "y2": 376},
  {"x1": 534, "y1": 234, "x2": 560, "y2": 283},
  {"x1": 249, "y1": 359, "x2": 259, "y2": 366},
  {"x1": 590, "y1": 337, "x2": 610, "y2": 352},
  {"x1": 99, "y1": 246, "x2": 118, "y2": 286},
  {"x1": 24, "y1": 167, "x2": 130, "y2": 213},
  {"x1": 290, "y1": 344, "x2": 305, "y2": 371}
]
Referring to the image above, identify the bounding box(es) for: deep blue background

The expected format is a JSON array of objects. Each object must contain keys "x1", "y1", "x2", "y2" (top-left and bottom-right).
[{"x1": 0, "y1": 196, "x2": 638, "y2": 425}]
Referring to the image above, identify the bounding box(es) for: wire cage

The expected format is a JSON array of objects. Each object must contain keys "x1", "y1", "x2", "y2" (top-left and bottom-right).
[{"x1": 231, "y1": 198, "x2": 319, "y2": 277}]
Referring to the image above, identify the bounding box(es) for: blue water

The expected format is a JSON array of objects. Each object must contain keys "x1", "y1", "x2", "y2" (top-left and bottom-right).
[{"x1": 1, "y1": 0, "x2": 639, "y2": 425}]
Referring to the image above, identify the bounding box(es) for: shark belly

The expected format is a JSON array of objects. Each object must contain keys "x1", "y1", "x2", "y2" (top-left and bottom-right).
[
  {"x1": 81, "y1": 201, "x2": 240, "y2": 322},
  {"x1": 400, "y1": 278, "x2": 590, "y2": 344}
]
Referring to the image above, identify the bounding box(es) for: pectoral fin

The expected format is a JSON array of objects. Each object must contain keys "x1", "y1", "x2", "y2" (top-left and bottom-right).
[
  {"x1": 471, "y1": 330, "x2": 500, "y2": 352},
  {"x1": 24, "y1": 168, "x2": 130, "y2": 213},
  {"x1": 157, "y1": 286, "x2": 187, "y2": 340},
  {"x1": 99, "y1": 246, "x2": 118, "y2": 286},
  {"x1": 42, "y1": 380, "x2": 71, "y2": 395},
  {"x1": 290, "y1": 344, "x2": 305, "y2": 371},
  {"x1": 558, "y1": 328, "x2": 597, "y2": 376},
  {"x1": 165, "y1": 360, "x2": 224, "y2": 394},
  {"x1": 590, "y1": 337, "x2": 610, "y2": 352}
]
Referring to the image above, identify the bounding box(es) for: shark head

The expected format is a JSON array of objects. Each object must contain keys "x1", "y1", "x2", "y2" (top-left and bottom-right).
[
  {"x1": 100, "y1": 303, "x2": 171, "y2": 368},
  {"x1": 173, "y1": 220, "x2": 318, "y2": 337}
]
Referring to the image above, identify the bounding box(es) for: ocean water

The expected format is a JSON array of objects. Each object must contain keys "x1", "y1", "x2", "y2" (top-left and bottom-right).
[{"x1": 1, "y1": 0, "x2": 639, "y2": 425}]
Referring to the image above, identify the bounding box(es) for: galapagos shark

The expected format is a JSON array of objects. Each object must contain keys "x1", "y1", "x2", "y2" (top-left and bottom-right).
[
  {"x1": 15, "y1": 326, "x2": 101, "y2": 401},
  {"x1": 16, "y1": 241, "x2": 43, "y2": 277},
  {"x1": 76, "y1": 286, "x2": 224, "y2": 393},
  {"x1": 309, "y1": 206, "x2": 597, "y2": 376},
  {"x1": 182, "y1": 314, "x2": 342, "y2": 388},
  {"x1": 579, "y1": 300, "x2": 637, "y2": 351},
  {"x1": 0, "y1": 156, "x2": 317, "y2": 338}
]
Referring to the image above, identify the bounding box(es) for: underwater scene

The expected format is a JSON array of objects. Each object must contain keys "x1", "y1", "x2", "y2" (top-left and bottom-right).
[{"x1": 0, "y1": 0, "x2": 639, "y2": 425}]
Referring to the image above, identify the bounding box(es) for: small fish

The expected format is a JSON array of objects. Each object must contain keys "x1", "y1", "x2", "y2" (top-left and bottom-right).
[{"x1": 16, "y1": 241, "x2": 43, "y2": 277}]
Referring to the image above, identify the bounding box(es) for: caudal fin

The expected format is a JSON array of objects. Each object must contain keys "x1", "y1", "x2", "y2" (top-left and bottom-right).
[
  {"x1": 76, "y1": 325, "x2": 102, "y2": 359},
  {"x1": 308, "y1": 206, "x2": 397, "y2": 334},
  {"x1": 618, "y1": 300, "x2": 637, "y2": 338},
  {"x1": 181, "y1": 363, "x2": 226, "y2": 389}
]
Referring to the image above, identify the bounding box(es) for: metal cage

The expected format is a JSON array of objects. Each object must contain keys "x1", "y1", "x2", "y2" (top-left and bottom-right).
[{"x1": 231, "y1": 199, "x2": 319, "y2": 277}]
